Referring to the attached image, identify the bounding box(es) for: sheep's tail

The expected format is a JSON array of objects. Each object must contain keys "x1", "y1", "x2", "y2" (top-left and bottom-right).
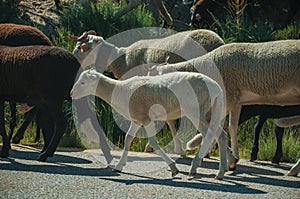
[
  {"x1": 186, "y1": 133, "x2": 203, "y2": 150},
  {"x1": 275, "y1": 115, "x2": 300, "y2": 128}
]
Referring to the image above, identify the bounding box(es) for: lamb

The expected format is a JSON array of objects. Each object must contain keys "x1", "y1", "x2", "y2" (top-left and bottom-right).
[
  {"x1": 0, "y1": 23, "x2": 53, "y2": 144},
  {"x1": 0, "y1": 45, "x2": 80, "y2": 161},
  {"x1": 239, "y1": 105, "x2": 300, "y2": 164},
  {"x1": 155, "y1": 39, "x2": 300, "y2": 170},
  {"x1": 72, "y1": 29, "x2": 225, "y2": 155},
  {"x1": 71, "y1": 69, "x2": 228, "y2": 179}
]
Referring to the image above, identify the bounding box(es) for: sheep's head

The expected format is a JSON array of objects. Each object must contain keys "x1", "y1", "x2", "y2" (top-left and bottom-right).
[
  {"x1": 72, "y1": 30, "x2": 104, "y2": 67},
  {"x1": 70, "y1": 69, "x2": 99, "y2": 99}
]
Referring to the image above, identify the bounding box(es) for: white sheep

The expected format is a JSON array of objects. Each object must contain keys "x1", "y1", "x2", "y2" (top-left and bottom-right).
[
  {"x1": 155, "y1": 39, "x2": 300, "y2": 170},
  {"x1": 71, "y1": 69, "x2": 229, "y2": 179},
  {"x1": 72, "y1": 29, "x2": 225, "y2": 155},
  {"x1": 72, "y1": 29, "x2": 225, "y2": 77},
  {"x1": 275, "y1": 115, "x2": 300, "y2": 177}
]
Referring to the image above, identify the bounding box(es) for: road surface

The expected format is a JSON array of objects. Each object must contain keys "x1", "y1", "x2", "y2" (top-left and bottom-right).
[{"x1": 0, "y1": 145, "x2": 299, "y2": 198}]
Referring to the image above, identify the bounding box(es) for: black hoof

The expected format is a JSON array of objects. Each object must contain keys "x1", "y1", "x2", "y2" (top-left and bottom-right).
[
  {"x1": 215, "y1": 176, "x2": 223, "y2": 180},
  {"x1": 12, "y1": 136, "x2": 22, "y2": 144},
  {"x1": 228, "y1": 167, "x2": 236, "y2": 171},
  {"x1": 0, "y1": 150, "x2": 9, "y2": 158},
  {"x1": 172, "y1": 169, "x2": 180, "y2": 178},
  {"x1": 112, "y1": 168, "x2": 122, "y2": 173},
  {"x1": 38, "y1": 154, "x2": 48, "y2": 162},
  {"x1": 272, "y1": 157, "x2": 280, "y2": 164}
]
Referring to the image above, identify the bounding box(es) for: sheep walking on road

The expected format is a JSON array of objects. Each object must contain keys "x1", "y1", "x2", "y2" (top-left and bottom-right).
[
  {"x1": 72, "y1": 29, "x2": 224, "y2": 155},
  {"x1": 0, "y1": 23, "x2": 53, "y2": 145},
  {"x1": 71, "y1": 69, "x2": 228, "y2": 179},
  {"x1": 155, "y1": 39, "x2": 300, "y2": 170},
  {"x1": 0, "y1": 45, "x2": 80, "y2": 161}
]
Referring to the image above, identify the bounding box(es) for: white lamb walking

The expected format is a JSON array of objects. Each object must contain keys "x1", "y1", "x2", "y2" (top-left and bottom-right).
[{"x1": 71, "y1": 69, "x2": 228, "y2": 179}]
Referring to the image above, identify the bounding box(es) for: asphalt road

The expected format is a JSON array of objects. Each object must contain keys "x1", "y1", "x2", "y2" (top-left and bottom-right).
[{"x1": 0, "y1": 145, "x2": 299, "y2": 199}]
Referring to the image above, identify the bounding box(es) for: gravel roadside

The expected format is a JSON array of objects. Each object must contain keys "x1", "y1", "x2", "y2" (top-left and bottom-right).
[{"x1": 0, "y1": 145, "x2": 299, "y2": 199}]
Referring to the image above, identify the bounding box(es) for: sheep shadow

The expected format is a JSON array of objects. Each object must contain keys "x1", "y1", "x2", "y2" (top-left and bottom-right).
[
  {"x1": 176, "y1": 156, "x2": 292, "y2": 176},
  {"x1": 0, "y1": 148, "x2": 119, "y2": 178},
  {"x1": 99, "y1": 173, "x2": 266, "y2": 194},
  {"x1": 97, "y1": 155, "x2": 299, "y2": 193}
]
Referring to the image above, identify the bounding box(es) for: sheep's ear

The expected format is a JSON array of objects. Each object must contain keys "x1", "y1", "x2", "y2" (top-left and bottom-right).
[
  {"x1": 80, "y1": 43, "x2": 88, "y2": 51},
  {"x1": 70, "y1": 35, "x2": 78, "y2": 41},
  {"x1": 87, "y1": 30, "x2": 96, "y2": 35}
]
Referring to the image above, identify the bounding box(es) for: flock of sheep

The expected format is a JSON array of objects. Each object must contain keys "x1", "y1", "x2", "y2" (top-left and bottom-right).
[{"x1": 0, "y1": 23, "x2": 299, "y2": 180}]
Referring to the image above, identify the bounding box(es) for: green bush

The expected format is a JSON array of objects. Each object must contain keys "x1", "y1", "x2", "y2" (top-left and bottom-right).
[{"x1": 274, "y1": 22, "x2": 300, "y2": 40}]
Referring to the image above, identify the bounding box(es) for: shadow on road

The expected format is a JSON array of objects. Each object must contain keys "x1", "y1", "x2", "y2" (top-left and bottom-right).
[{"x1": 0, "y1": 149, "x2": 119, "y2": 177}]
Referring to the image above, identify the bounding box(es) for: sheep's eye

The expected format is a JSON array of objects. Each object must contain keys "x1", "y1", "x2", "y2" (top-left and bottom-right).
[{"x1": 80, "y1": 81, "x2": 85, "y2": 85}]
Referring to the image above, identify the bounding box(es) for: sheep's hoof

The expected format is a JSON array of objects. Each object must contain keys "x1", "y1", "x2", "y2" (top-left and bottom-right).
[
  {"x1": 287, "y1": 172, "x2": 298, "y2": 177},
  {"x1": 172, "y1": 169, "x2": 180, "y2": 178},
  {"x1": 228, "y1": 158, "x2": 239, "y2": 171},
  {"x1": 106, "y1": 155, "x2": 113, "y2": 165},
  {"x1": 271, "y1": 158, "x2": 280, "y2": 164},
  {"x1": 187, "y1": 172, "x2": 196, "y2": 180},
  {"x1": 12, "y1": 136, "x2": 22, "y2": 144},
  {"x1": 38, "y1": 154, "x2": 48, "y2": 162},
  {"x1": 214, "y1": 176, "x2": 223, "y2": 180},
  {"x1": 113, "y1": 168, "x2": 122, "y2": 173},
  {"x1": 228, "y1": 161, "x2": 236, "y2": 171},
  {"x1": 0, "y1": 150, "x2": 9, "y2": 158}
]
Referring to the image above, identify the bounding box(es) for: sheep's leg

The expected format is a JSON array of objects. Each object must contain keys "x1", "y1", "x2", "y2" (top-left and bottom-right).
[
  {"x1": 0, "y1": 100, "x2": 10, "y2": 158},
  {"x1": 8, "y1": 101, "x2": 16, "y2": 141},
  {"x1": 34, "y1": 110, "x2": 41, "y2": 143},
  {"x1": 114, "y1": 122, "x2": 140, "y2": 172},
  {"x1": 12, "y1": 108, "x2": 36, "y2": 144},
  {"x1": 145, "y1": 124, "x2": 179, "y2": 177},
  {"x1": 166, "y1": 120, "x2": 184, "y2": 155},
  {"x1": 150, "y1": 0, "x2": 173, "y2": 27},
  {"x1": 188, "y1": 117, "x2": 208, "y2": 178},
  {"x1": 38, "y1": 109, "x2": 66, "y2": 162},
  {"x1": 37, "y1": 108, "x2": 53, "y2": 154},
  {"x1": 144, "y1": 120, "x2": 184, "y2": 155},
  {"x1": 189, "y1": 126, "x2": 213, "y2": 178},
  {"x1": 148, "y1": 1, "x2": 160, "y2": 27},
  {"x1": 250, "y1": 116, "x2": 267, "y2": 162},
  {"x1": 215, "y1": 130, "x2": 229, "y2": 179},
  {"x1": 74, "y1": 97, "x2": 113, "y2": 164},
  {"x1": 287, "y1": 158, "x2": 300, "y2": 177},
  {"x1": 228, "y1": 105, "x2": 241, "y2": 170},
  {"x1": 113, "y1": 0, "x2": 140, "y2": 19},
  {"x1": 272, "y1": 126, "x2": 284, "y2": 164}
]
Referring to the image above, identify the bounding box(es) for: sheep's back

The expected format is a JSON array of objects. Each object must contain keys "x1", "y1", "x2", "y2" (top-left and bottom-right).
[
  {"x1": 0, "y1": 23, "x2": 52, "y2": 46},
  {"x1": 0, "y1": 45, "x2": 80, "y2": 102},
  {"x1": 199, "y1": 40, "x2": 300, "y2": 96}
]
